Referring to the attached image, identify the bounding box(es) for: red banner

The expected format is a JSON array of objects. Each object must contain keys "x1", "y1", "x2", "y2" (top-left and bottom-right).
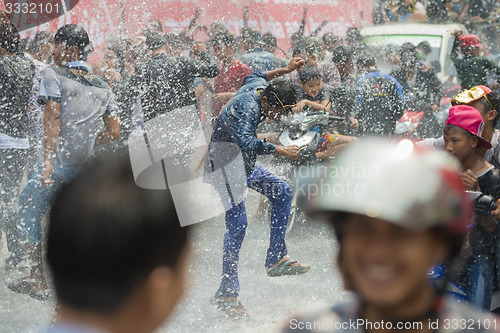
[{"x1": 2, "y1": 0, "x2": 373, "y2": 60}]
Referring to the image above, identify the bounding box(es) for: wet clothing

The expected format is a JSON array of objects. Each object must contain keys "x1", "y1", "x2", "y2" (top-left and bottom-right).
[
  {"x1": 390, "y1": 64, "x2": 442, "y2": 109},
  {"x1": 240, "y1": 47, "x2": 277, "y2": 73},
  {"x1": 452, "y1": 39, "x2": 500, "y2": 90},
  {"x1": 213, "y1": 60, "x2": 251, "y2": 114},
  {"x1": 206, "y1": 71, "x2": 291, "y2": 298},
  {"x1": 296, "y1": 84, "x2": 332, "y2": 105},
  {"x1": 427, "y1": 0, "x2": 451, "y2": 23},
  {"x1": 38, "y1": 61, "x2": 118, "y2": 175},
  {"x1": 18, "y1": 61, "x2": 118, "y2": 248},
  {"x1": 355, "y1": 70, "x2": 406, "y2": 136},
  {"x1": 0, "y1": 53, "x2": 35, "y2": 266},
  {"x1": 0, "y1": 53, "x2": 36, "y2": 140},
  {"x1": 131, "y1": 52, "x2": 219, "y2": 122},
  {"x1": 390, "y1": 64, "x2": 442, "y2": 138},
  {"x1": 38, "y1": 322, "x2": 109, "y2": 333},
  {"x1": 208, "y1": 72, "x2": 276, "y2": 178},
  {"x1": 282, "y1": 296, "x2": 500, "y2": 332}
]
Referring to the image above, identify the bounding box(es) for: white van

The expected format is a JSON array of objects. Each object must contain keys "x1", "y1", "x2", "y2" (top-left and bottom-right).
[{"x1": 360, "y1": 23, "x2": 468, "y2": 82}]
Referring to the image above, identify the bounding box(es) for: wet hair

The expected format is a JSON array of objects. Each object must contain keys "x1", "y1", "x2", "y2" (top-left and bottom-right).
[
  {"x1": 210, "y1": 31, "x2": 235, "y2": 48},
  {"x1": 164, "y1": 32, "x2": 180, "y2": 48},
  {"x1": 400, "y1": 42, "x2": 416, "y2": 54},
  {"x1": 443, "y1": 124, "x2": 474, "y2": 140},
  {"x1": 145, "y1": 33, "x2": 166, "y2": 50},
  {"x1": 417, "y1": 41, "x2": 431, "y2": 54},
  {"x1": 356, "y1": 54, "x2": 376, "y2": 68},
  {"x1": 346, "y1": 27, "x2": 362, "y2": 45},
  {"x1": 332, "y1": 46, "x2": 352, "y2": 65},
  {"x1": 54, "y1": 24, "x2": 92, "y2": 60},
  {"x1": 19, "y1": 38, "x2": 31, "y2": 53},
  {"x1": 143, "y1": 18, "x2": 163, "y2": 36},
  {"x1": 261, "y1": 32, "x2": 277, "y2": 48},
  {"x1": 299, "y1": 65, "x2": 321, "y2": 84},
  {"x1": 322, "y1": 32, "x2": 339, "y2": 46},
  {"x1": 47, "y1": 156, "x2": 189, "y2": 313},
  {"x1": 292, "y1": 43, "x2": 306, "y2": 57},
  {"x1": 262, "y1": 79, "x2": 297, "y2": 110},
  {"x1": 0, "y1": 23, "x2": 20, "y2": 53},
  {"x1": 27, "y1": 31, "x2": 53, "y2": 55}
]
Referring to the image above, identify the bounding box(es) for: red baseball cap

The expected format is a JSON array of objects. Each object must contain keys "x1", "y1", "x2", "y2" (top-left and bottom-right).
[
  {"x1": 445, "y1": 105, "x2": 492, "y2": 149},
  {"x1": 459, "y1": 34, "x2": 485, "y2": 48}
]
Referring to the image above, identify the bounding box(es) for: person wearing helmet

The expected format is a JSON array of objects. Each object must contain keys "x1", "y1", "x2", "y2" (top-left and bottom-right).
[
  {"x1": 443, "y1": 105, "x2": 500, "y2": 311},
  {"x1": 282, "y1": 139, "x2": 500, "y2": 332}
]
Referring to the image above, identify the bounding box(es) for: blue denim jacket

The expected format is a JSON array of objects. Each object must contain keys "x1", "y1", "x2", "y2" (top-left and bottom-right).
[{"x1": 207, "y1": 72, "x2": 276, "y2": 178}]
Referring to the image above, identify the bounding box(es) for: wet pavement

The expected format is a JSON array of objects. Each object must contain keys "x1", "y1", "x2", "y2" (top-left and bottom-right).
[{"x1": 0, "y1": 189, "x2": 351, "y2": 333}]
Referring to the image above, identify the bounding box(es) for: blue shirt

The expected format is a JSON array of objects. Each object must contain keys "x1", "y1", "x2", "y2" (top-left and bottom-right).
[
  {"x1": 207, "y1": 72, "x2": 276, "y2": 178},
  {"x1": 240, "y1": 48, "x2": 277, "y2": 73}
]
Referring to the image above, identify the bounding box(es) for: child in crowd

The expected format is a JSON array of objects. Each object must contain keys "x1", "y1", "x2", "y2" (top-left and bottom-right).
[{"x1": 443, "y1": 105, "x2": 500, "y2": 310}]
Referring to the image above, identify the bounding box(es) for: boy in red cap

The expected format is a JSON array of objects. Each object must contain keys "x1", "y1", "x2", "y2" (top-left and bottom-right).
[
  {"x1": 451, "y1": 31, "x2": 500, "y2": 89},
  {"x1": 444, "y1": 105, "x2": 500, "y2": 310}
]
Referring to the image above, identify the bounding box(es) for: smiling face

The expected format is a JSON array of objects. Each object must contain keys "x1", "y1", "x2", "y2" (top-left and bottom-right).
[
  {"x1": 340, "y1": 214, "x2": 445, "y2": 311},
  {"x1": 300, "y1": 78, "x2": 322, "y2": 98}
]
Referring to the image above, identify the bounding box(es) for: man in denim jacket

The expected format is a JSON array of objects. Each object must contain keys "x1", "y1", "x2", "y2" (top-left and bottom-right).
[{"x1": 206, "y1": 57, "x2": 311, "y2": 317}]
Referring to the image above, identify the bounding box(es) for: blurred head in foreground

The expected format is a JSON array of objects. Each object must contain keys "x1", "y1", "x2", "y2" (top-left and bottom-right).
[
  {"x1": 47, "y1": 156, "x2": 189, "y2": 333},
  {"x1": 308, "y1": 139, "x2": 471, "y2": 317}
]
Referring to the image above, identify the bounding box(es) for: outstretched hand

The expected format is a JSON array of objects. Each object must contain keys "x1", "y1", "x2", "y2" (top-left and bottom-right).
[{"x1": 285, "y1": 57, "x2": 305, "y2": 73}]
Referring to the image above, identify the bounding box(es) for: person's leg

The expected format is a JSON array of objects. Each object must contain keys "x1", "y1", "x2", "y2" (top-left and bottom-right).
[
  {"x1": 247, "y1": 165, "x2": 291, "y2": 268},
  {"x1": 468, "y1": 254, "x2": 495, "y2": 310},
  {"x1": 215, "y1": 201, "x2": 248, "y2": 299},
  {"x1": 0, "y1": 148, "x2": 28, "y2": 267}
]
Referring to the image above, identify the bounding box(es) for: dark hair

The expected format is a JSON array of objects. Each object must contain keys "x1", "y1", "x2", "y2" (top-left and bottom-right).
[
  {"x1": 262, "y1": 79, "x2": 297, "y2": 110},
  {"x1": 143, "y1": 18, "x2": 163, "y2": 36},
  {"x1": 47, "y1": 156, "x2": 189, "y2": 313},
  {"x1": 54, "y1": 24, "x2": 92, "y2": 60},
  {"x1": 292, "y1": 43, "x2": 305, "y2": 57},
  {"x1": 210, "y1": 31, "x2": 235, "y2": 48},
  {"x1": 19, "y1": 38, "x2": 31, "y2": 53},
  {"x1": 145, "y1": 33, "x2": 166, "y2": 50},
  {"x1": 164, "y1": 32, "x2": 180, "y2": 47},
  {"x1": 346, "y1": 27, "x2": 362, "y2": 45},
  {"x1": 0, "y1": 23, "x2": 20, "y2": 53},
  {"x1": 261, "y1": 32, "x2": 277, "y2": 48},
  {"x1": 486, "y1": 90, "x2": 500, "y2": 127},
  {"x1": 400, "y1": 42, "x2": 416, "y2": 55},
  {"x1": 356, "y1": 54, "x2": 376, "y2": 68},
  {"x1": 27, "y1": 31, "x2": 53, "y2": 55},
  {"x1": 443, "y1": 124, "x2": 474, "y2": 139},
  {"x1": 299, "y1": 65, "x2": 321, "y2": 83},
  {"x1": 322, "y1": 32, "x2": 339, "y2": 45},
  {"x1": 417, "y1": 41, "x2": 431, "y2": 54},
  {"x1": 332, "y1": 46, "x2": 352, "y2": 65}
]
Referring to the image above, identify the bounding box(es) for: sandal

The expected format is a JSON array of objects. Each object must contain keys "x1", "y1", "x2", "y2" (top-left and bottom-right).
[
  {"x1": 7, "y1": 278, "x2": 50, "y2": 301},
  {"x1": 210, "y1": 296, "x2": 250, "y2": 318},
  {"x1": 266, "y1": 257, "x2": 310, "y2": 277}
]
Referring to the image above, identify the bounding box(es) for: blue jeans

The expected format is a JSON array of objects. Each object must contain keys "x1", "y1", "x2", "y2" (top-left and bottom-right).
[
  {"x1": 468, "y1": 253, "x2": 495, "y2": 311},
  {"x1": 17, "y1": 166, "x2": 68, "y2": 246},
  {"x1": 215, "y1": 165, "x2": 292, "y2": 298}
]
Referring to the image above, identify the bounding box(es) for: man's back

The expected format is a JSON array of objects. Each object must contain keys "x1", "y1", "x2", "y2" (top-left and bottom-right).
[
  {"x1": 454, "y1": 56, "x2": 500, "y2": 90},
  {"x1": 356, "y1": 71, "x2": 405, "y2": 136},
  {"x1": 136, "y1": 52, "x2": 219, "y2": 122}
]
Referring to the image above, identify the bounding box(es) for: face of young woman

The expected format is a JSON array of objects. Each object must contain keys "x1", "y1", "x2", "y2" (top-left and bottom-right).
[{"x1": 340, "y1": 214, "x2": 445, "y2": 312}]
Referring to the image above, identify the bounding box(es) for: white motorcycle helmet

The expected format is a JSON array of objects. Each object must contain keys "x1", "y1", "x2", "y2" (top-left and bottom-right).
[{"x1": 307, "y1": 138, "x2": 472, "y2": 247}]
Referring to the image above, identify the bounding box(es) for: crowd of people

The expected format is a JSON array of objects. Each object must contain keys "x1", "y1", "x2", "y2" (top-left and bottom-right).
[{"x1": 2, "y1": 2, "x2": 500, "y2": 332}]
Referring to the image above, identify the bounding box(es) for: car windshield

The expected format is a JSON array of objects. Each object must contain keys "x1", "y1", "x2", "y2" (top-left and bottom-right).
[{"x1": 364, "y1": 34, "x2": 442, "y2": 74}]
